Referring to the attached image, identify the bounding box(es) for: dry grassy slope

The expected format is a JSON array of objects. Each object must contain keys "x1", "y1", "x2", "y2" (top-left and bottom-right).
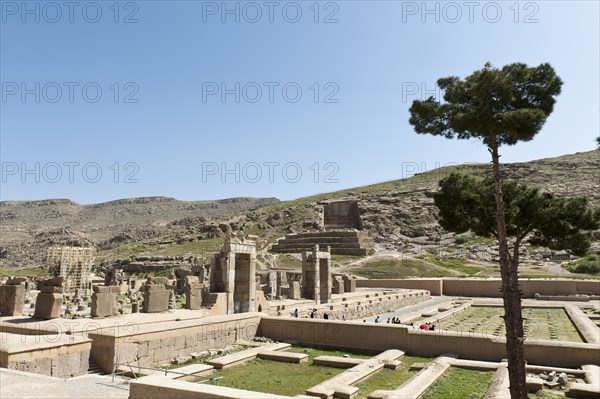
[
  {"x1": 243, "y1": 149, "x2": 599, "y2": 263},
  {"x1": 1, "y1": 150, "x2": 598, "y2": 268}
]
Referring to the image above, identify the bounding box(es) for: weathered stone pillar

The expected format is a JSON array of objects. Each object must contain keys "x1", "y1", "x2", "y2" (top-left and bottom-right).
[
  {"x1": 185, "y1": 276, "x2": 203, "y2": 310},
  {"x1": 34, "y1": 277, "x2": 64, "y2": 319},
  {"x1": 343, "y1": 275, "x2": 356, "y2": 293},
  {"x1": 0, "y1": 278, "x2": 26, "y2": 316},
  {"x1": 332, "y1": 276, "x2": 345, "y2": 294},
  {"x1": 289, "y1": 280, "x2": 301, "y2": 300},
  {"x1": 142, "y1": 278, "x2": 170, "y2": 313}
]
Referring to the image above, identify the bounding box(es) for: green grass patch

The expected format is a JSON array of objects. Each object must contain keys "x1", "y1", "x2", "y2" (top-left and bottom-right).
[
  {"x1": 354, "y1": 356, "x2": 432, "y2": 399},
  {"x1": 519, "y1": 274, "x2": 600, "y2": 280},
  {"x1": 529, "y1": 390, "x2": 570, "y2": 398},
  {"x1": 194, "y1": 346, "x2": 373, "y2": 396},
  {"x1": 0, "y1": 267, "x2": 49, "y2": 277},
  {"x1": 415, "y1": 255, "x2": 485, "y2": 276},
  {"x1": 438, "y1": 307, "x2": 584, "y2": 343},
  {"x1": 275, "y1": 254, "x2": 302, "y2": 270},
  {"x1": 565, "y1": 255, "x2": 600, "y2": 275},
  {"x1": 421, "y1": 367, "x2": 494, "y2": 399},
  {"x1": 286, "y1": 345, "x2": 373, "y2": 360},
  {"x1": 350, "y1": 258, "x2": 453, "y2": 279},
  {"x1": 207, "y1": 357, "x2": 342, "y2": 396},
  {"x1": 98, "y1": 238, "x2": 224, "y2": 262}
]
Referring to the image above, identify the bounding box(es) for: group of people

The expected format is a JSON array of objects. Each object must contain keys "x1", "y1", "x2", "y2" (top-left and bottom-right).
[
  {"x1": 292, "y1": 310, "x2": 435, "y2": 330},
  {"x1": 373, "y1": 316, "x2": 408, "y2": 325},
  {"x1": 418, "y1": 322, "x2": 436, "y2": 331}
]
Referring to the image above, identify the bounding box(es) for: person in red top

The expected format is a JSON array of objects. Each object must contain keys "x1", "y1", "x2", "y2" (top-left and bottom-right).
[{"x1": 419, "y1": 323, "x2": 428, "y2": 330}]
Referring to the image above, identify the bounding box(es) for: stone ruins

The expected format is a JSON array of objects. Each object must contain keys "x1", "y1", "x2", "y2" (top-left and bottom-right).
[
  {"x1": 0, "y1": 233, "x2": 598, "y2": 399},
  {"x1": 46, "y1": 246, "x2": 95, "y2": 293}
]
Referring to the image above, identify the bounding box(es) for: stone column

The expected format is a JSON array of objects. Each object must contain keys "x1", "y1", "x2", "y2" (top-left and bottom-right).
[{"x1": 248, "y1": 253, "x2": 256, "y2": 312}]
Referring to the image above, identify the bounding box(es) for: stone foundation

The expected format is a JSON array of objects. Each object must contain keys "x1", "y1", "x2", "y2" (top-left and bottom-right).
[
  {"x1": 88, "y1": 312, "x2": 261, "y2": 373},
  {"x1": 0, "y1": 332, "x2": 91, "y2": 378}
]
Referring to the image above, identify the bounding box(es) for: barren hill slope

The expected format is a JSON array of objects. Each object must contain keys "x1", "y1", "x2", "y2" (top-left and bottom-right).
[
  {"x1": 1, "y1": 150, "x2": 598, "y2": 269},
  {"x1": 0, "y1": 196, "x2": 279, "y2": 266}
]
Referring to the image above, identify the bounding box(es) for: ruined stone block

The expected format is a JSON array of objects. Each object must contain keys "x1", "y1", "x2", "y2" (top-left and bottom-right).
[
  {"x1": 332, "y1": 276, "x2": 345, "y2": 295},
  {"x1": 185, "y1": 276, "x2": 203, "y2": 310},
  {"x1": 143, "y1": 289, "x2": 170, "y2": 313},
  {"x1": 91, "y1": 291, "x2": 119, "y2": 317},
  {"x1": 343, "y1": 276, "x2": 356, "y2": 293},
  {"x1": 0, "y1": 284, "x2": 25, "y2": 316},
  {"x1": 289, "y1": 281, "x2": 301, "y2": 300},
  {"x1": 33, "y1": 293, "x2": 62, "y2": 319}
]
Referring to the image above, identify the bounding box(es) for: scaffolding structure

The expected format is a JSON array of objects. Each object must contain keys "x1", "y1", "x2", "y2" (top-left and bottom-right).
[{"x1": 46, "y1": 246, "x2": 95, "y2": 293}]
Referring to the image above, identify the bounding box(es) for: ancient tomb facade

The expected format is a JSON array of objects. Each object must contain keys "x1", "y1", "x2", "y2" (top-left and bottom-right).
[
  {"x1": 210, "y1": 235, "x2": 257, "y2": 314},
  {"x1": 301, "y1": 245, "x2": 332, "y2": 305},
  {"x1": 321, "y1": 199, "x2": 362, "y2": 230}
]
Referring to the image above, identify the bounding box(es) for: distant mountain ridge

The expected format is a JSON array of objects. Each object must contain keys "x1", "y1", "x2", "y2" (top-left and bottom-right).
[{"x1": 0, "y1": 196, "x2": 279, "y2": 266}]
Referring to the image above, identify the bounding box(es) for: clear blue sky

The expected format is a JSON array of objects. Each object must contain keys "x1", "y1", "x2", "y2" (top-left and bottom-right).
[{"x1": 1, "y1": 0, "x2": 598, "y2": 204}]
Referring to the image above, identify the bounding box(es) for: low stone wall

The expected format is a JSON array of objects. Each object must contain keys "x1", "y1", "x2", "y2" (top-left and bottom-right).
[
  {"x1": 357, "y1": 278, "x2": 600, "y2": 298},
  {"x1": 130, "y1": 376, "x2": 292, "y2": 399},
  {"x1": 258, "y1": 317, "x2": 600, "y2": 368},
  {"x1": 315, "y1": 290, "x2": 430, "y2": 321},
  {"x1": 0, "y1": 332, "x2": 91, "y2": 378},
  {"x1": 88, "y1": 313, "x2": 261, "y2": 373}
]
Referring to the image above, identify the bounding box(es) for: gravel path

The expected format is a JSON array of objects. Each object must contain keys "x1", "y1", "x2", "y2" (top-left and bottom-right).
[{"x1": 0, "y1": 369, "x2": 130, "y2": 399}]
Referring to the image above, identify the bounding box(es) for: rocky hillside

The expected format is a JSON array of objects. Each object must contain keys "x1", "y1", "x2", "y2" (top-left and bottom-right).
[
  {"x1": 0, "y1": 197, "x2": 279, "y2": 267},
  {"x1": 242, "y1": 149, "x2": 600, "y2": 264},
  {"x1": 1, "y1": 150, "x2": 598, "y2": 269}
]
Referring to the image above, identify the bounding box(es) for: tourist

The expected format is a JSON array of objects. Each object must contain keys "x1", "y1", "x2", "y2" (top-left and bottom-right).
[
  {"x1": 429, "y1": 324, "x2": 436, "y2": 331},
  {"x1": 294, "y1": 308, "x2": 298, "y2": 318},
  {"x1": 375, "y1": 316, "x2": 380, "y2": 323},
  {"x1": 324, "y1": 313, "x2": 329, "y2": 320},
  {"x1": 386, "y1": 318, "x2": 391, "y2": 323},
  {"x1": 419, "y1": 323, "x2": 428, "y2": 330},
  {"x1": 310, "y1": 311, "x2": 315, "y2": 319}
]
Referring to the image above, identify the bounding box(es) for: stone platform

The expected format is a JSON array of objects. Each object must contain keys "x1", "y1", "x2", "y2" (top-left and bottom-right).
[{"x1": 0, "y1": 332, "x2": 91, "y2": 378}]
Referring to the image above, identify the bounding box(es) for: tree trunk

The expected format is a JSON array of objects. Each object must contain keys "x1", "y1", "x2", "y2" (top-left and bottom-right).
[{"x1": 489, "y1": 133, "x2": 528, "y2": 399}]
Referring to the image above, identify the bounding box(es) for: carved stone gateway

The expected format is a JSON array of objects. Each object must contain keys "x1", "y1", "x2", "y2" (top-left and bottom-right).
[
  {"x1": 301, "y1": 245, "x2": 332, "y2": 305},
  {"x1": 210, "y1": 234, "x2": 257, "y2": 314}
]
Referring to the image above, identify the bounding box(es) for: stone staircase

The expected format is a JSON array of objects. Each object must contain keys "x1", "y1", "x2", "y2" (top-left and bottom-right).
[
  {"x1": 269, "y1": 230, "x2": 370, "y2": 256},
  {"x1": 88, "y1": 357, "x2": 104, "y2": 375}
]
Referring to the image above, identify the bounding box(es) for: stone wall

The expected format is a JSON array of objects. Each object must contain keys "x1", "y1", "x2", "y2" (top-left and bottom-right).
[
  {"x1": 0, "y1": 332, "x2": 91, "y2": 378},
  {"x1": 88, "y1": 313, "x2": 261, "y2": 373},
  {"x1": 258, "y1": 317, "x2": 600, "y2": 368},
  {"x1": 357, "y1": 278, "x2": 600, "y2": 297}
]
